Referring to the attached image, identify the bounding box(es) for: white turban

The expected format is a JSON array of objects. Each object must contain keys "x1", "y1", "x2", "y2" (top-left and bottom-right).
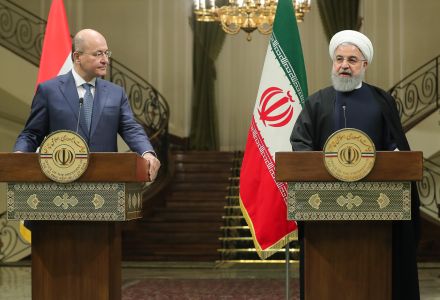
[{"x1": 329, "y1": 30, "x2": 374, "y2": 64}]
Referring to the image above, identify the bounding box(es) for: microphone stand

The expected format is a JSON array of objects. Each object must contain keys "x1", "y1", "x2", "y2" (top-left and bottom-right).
[
  {"x1": 76, "y1": 98, "x2": 84, "y2": 133},
  {"x1": 342, "y1": 104, "x2": 347, "y2": 128}
]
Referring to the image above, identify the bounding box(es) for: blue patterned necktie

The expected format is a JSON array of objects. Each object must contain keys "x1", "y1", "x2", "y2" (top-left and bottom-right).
[{"x1": 82, "y1": 83, "x2": 94, "y2": 132}]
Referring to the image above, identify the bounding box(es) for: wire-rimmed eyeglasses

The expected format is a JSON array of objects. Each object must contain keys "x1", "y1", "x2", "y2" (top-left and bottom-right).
[
  {"x1": 77, "y1": 50, "x2": 112, "y2": 58},
  {"x1": 334, "y1": 55, "x2": 366, "y2": 66}
]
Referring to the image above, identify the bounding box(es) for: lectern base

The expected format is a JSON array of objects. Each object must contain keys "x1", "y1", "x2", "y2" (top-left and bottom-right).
[
  {"x1": 303, "y1": 221, "x2": 391, "y2": 300},
  {"x1": 32, "y1": 221, "x2": 121, "y2": 300}
]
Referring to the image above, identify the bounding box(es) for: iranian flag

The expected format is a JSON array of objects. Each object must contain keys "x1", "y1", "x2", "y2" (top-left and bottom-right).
[
  {"x1": 239, "y1": 0, "x2": 308, "y2": 259},
  {"x1": 20, "y1": 0, "x2": 72, "y2": 244}
]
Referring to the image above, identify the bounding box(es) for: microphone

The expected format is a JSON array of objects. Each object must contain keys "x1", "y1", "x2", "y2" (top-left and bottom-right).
[
  {"x1": 76, "y1": 98, "x2": 84, "y2": 133},
  {"x1": 341, "y1": 101, "x2": 347, "y2": 128}
]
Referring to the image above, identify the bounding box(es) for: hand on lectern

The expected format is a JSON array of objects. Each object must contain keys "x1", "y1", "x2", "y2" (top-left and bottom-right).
[{"x1": 142, "y1": 152, "x2": 161, "y2": 181}]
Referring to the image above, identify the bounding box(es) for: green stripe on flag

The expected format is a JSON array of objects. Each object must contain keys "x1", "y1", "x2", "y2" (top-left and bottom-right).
[{"x1": 271, "y1": 0, "x2": 308, "y2": 106}]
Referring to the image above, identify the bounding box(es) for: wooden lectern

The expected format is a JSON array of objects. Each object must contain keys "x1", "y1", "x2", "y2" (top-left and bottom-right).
[
  {"x1": 275, "y1": 151, "x2": 423, "y2": 300},
  {"x1": 1, "y1": 153, "x2": 148, "y2": 300}
]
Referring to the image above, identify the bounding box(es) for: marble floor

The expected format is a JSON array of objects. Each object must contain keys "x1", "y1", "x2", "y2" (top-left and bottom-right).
[{"x1": 0, "y1": 261, "x2": 439, "y2": 299}]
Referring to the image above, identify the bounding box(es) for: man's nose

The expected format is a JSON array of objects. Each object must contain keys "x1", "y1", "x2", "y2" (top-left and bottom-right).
[{"x1": 341, "y1": 60, "x2": 350, "y2": 68}]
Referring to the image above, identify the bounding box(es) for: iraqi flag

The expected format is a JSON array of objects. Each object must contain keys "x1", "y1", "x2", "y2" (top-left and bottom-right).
[
  {"x1": 20, "y1": 0, "x2": 72, "y2": 244},
  {"x1": 239, "y1": 0, "x2": 308, "y2": 259},
  {"x1": 36, "y1": 0, "x2": 72, "y2": 87}
]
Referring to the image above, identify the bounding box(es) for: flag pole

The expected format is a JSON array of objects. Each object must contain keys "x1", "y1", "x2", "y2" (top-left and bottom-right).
[{"x1": 285, "y1": 242, "x2": 290, "y2": 300}]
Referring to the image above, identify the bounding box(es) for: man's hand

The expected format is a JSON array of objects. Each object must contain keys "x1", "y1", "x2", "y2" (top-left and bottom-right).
[{"x1": 142, "y1": 153, "x2": 161, "y2": 181}]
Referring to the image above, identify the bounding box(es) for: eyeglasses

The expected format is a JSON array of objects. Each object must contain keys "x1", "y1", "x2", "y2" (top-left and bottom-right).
[
  {"x1": 78, "y1": 50, "x2": 112, "y2": 58},
  {"x1": 334, "y1": 55, "x2": 366, "y2": 66}
]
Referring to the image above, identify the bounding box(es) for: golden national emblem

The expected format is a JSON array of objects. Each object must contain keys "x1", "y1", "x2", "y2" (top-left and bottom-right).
[
  {"x1": 323, "y1": 128, "x2": 376, "y2": 182},
  {"x1": 39, "y1": 130, "x2": 90, "y2": 183}
]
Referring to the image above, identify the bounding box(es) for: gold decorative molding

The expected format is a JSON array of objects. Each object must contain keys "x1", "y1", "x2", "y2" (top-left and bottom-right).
[
  {"x1": 26, "y1": 194, "x2": 39, "y2": 209},
  {"x1": 8, "y1": 182, "x2": 142, "y2": 221},
  {"x1": 336, "y1": 193, "x2": 362, "y2": 210},
  {"x1": 128, "y1": 193, "x2": 142, "y2": 209},
  {"x1": 308, "y1": 194, "x2": 321, "y2": 210},
  {"x1": 53, "y1": 193, "x2": 78, "y2": 209},
  {"x1": 287, "y1": 181, "x2": 411, "y2": 221},
  {"x1": 92, "y1": 194, "x2": 105, "y2": 209},
  {"x1": 403, "y1": 190, "x2": 410, "y2": 212},
  {"x1": 377, "y1": 193, "x2": 390, "y2": 209}
]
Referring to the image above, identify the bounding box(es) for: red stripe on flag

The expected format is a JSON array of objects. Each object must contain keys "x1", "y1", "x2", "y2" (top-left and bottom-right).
[
  {"x1": 240, "y1": 119, "x2": 297, "y2": 254},
  {"x1": 36, "y1": 0, "x2": 71, "y2": 87}
]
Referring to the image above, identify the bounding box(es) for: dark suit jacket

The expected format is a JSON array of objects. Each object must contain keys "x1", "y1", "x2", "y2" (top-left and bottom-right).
[{"x1": 14, "y1": 71, "x2": 154, "y2": 155}]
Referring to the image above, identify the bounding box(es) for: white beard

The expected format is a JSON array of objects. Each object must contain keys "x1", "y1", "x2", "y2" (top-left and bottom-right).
[{"x1": 331, "y1": 68, "x2": 365, "y2": 92}]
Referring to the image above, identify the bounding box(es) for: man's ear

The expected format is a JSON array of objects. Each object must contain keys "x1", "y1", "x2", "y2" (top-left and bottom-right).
[{"x1": 72, "y1": 52, "x2": 80, "y2": 63}]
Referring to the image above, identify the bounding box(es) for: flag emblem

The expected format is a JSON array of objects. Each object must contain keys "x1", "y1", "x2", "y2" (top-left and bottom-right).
[
  {"x1": 258, "y1": 87, "x2": 295, "y2": 127},
  {"x1": 323, "y1": 128, "x2": 376, "y2": 182}
]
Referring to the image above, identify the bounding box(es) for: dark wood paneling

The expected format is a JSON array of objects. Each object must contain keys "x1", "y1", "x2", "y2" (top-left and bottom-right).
[
  {"x1": 0, "y1": 153, "x2": 149, "y2": 182},
  {"x1": 304, "y1": 222, "x2": 392, "y2": 300},
  {"x1": 32, "y1": 222, "x2": 121, "y2": 300},
  {"x1": 276, "y1": 151, "x2": 423, "y2": 182}
]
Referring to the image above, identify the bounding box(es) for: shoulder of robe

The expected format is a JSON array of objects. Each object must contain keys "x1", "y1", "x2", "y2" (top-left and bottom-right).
[
  {"x1": 306, "y1": 86, "x2": 335, "y2": 103},
  {"x1": 302, "y1": 86, "x2": 336, "y2": 113},
  {"x1": 364, "y1": 83, "x2": 396, "y2": 104}
]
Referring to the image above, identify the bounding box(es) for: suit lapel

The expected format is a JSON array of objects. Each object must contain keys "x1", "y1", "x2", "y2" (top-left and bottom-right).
[
  {"x1": 90, "y1": 78, "x2": 109, "y2": 138},
  {"x1": 59, "y1": 72, "x2": 78, "y2": 116}
]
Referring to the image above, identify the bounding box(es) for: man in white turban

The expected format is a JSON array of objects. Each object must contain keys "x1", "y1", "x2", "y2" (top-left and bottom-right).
[
  {"x1": 329, "y1": 30, "x2": 374, "y2": 64},
  {"x1": 291, "y1": 30, "x2": 420, "y2": 300},
  {"x1": 329, "y1": 30, "x2": 373, "y2": 92}
]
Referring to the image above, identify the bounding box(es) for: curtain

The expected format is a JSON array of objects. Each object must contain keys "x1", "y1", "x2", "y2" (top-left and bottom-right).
[
  {"x1": 316, "y1": 0, "x2": 361, "y2": 41},
  {"x1": 189, "y1": 5, "x2": 227, "y2": 150}
]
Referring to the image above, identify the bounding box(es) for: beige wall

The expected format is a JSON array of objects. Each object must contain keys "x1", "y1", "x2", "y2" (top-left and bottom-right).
[
  {"x1": 3, "y1": 0, "x2": 440, "y2": 151},
  {"x1": 0, "y1": 46, "x2": 35, "y2": 151},
  {"x1": 362, "y1": 0, "x2": 440, "y2": 89}
]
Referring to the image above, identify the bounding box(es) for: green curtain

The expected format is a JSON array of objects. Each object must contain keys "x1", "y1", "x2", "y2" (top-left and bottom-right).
[
  {"x1": 189, "y1": 7, "x2": 226, "y2": 150},
  {"x1": 316, "y1": 0, "x2": 361, "y2": 41}
]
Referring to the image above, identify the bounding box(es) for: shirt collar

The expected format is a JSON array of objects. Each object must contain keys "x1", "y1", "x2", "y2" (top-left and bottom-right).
[{"x1": 71, "y1": 68, "x2": 96, "y2": 88}]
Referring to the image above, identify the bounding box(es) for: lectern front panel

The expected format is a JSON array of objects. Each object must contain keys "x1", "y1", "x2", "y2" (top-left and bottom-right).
[{"x1": 7, "y1": 182, "x2": 143, "y2": 221}]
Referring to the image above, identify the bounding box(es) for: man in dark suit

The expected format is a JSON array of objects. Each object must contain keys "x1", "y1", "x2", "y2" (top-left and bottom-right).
[{"x1": 14, "y1": 29, "x2": 160, "y2": 180}]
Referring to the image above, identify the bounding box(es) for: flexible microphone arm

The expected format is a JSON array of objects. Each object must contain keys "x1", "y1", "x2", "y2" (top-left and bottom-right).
[{"x1": 76, "y1": 98, "x2": 84, "y2": 133}]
